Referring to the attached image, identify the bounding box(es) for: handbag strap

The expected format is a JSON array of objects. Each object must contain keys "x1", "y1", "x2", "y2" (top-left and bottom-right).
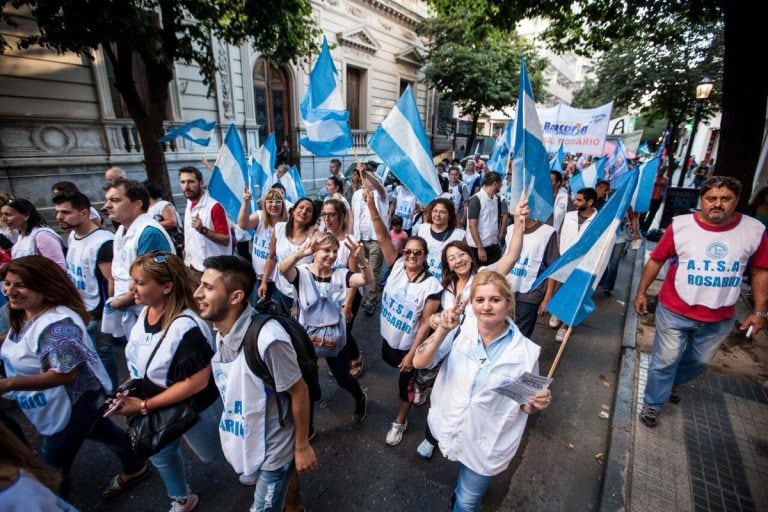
[{"x1": 142, "y1": 313, "x2": 195, "y2": 378}]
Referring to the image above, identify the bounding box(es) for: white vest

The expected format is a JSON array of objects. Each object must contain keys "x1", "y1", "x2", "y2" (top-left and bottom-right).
[
  {"x1": 552, "y1": 188, "x2": 569, "y2": 233},
  {"x1": 672, "y1": 214, "x2": 765, "y2": 309},
  {"x1": 184, "y1": 191, "x2": 232, "y2": 271},
  {"x1": 351, "y1": 189, "x2": 389, "y2": 241},
  {"x1": 273, "y1": 222, "x2": 312, "y2": 298},
  {"x1": 148, "y1": 200, "x2": 182, "y2": 228},
  {"x1": 211, "y1": 320, "x2": 290, "y2": 475},
  {"x1": 66, "y1": 229, "x2": 114, "y2": 312},
  {"x1": 504, "y1": 223, "x2": 556, "y2": 293},
  {"x1": 559, "y1": 210, "x2": 595, "y2": 254},
  {"x1": 295, "y1": 265, "x2": 348, "y2": 356},
  {"x1": 125, "y1": 308, "x2": 213, "y2": 387},
  {"x1": 113, "y1": 213, "x2": 175, "y2": 296},
  {"x1": 428, "y1": 321, "x2": 540, "y2": 476},
  {"x1": 380, "y1": 259, "x2": 441, "y2": 350},
  {"x1": 0, "y1": 306, "x2": 112, "y2": 435},
  {"x1": 251, "y1": 212, "x2": 275, "y2": 279},
  {"x1": 11, "y1": 226, "x2": 60, "y2": 259},
  {"x1": 417, "y1": 223, "x2": 467, "y2": 279},
  {"x1": 393, "y1": 187, "x2": 417, "y2": 231},
  {"x1": 466, "y1": 189, "x2": 500, "y2": 248}
]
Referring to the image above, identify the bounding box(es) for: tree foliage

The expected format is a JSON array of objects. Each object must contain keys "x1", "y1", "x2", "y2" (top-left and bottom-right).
[
  {"x1": 1, "y1": 0, "x2": 320, "y2": 197},
  {"x1": 418, "y1": 11, "x2": 546, "y2": 155}
]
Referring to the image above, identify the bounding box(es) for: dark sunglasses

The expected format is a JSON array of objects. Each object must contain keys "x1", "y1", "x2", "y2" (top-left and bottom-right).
[{"x1": 403, "y1": 248, "x2": 424, "y2": 257}]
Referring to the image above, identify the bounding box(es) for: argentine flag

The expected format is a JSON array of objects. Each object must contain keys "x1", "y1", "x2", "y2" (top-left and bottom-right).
[
  {"x1": 606, "y1": 138, "x2": 630, "y2": 187},
  {"x1": 510, "y1": 58, "x2": 554, "y2": 223},
  {"x1": 158, "y1": 119, "x2": 216, "y2": 146},
  {"x1": 631, "y1": 157, "x2": 660, "y2": 213},
  {"x1": 208, "y1": 124, "x2": 248, "y2": 221},
  {"x1": 549, "y1": 143, "x2": 565, "y2": 172},
  {"x1": 252, "y1": 133, "x2": 276, "y2": 199},
  {"x1": 289, "y1": 165, "x2": 306, "y2": 199},
  {"x1": 488, "y1": 120, "x2": 514, "y2": 174},
  {"x1": 369, "y1": 85, "x2": 441, "y2": 206},
  {"x1": 532, "y1": 172, "x2": 638, "y2": 326},
  {"x1": 569, "y1": 156, "x2": 607, "y2": 199},
  {"x1": 300, "y1": 37, "x2": 353, "y2": 156}
]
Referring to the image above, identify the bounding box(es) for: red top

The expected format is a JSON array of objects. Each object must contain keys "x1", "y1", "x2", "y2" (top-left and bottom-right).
[
  {"x1": 191, "y1": 201, "x2": 230, "y2": 235},
  {"x1": 650, "y1": 212, "x2": 768, "y2": 321}
]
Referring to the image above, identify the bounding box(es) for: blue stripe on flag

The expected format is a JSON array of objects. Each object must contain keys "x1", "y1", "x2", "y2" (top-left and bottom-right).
[
  {"x1": 208, "y1": 124, "x2": 247, "y2": 221},
  {"x1": 158, "y1": 118, "x2": 216, "y2": 146},
  {"x1": 289, "y1": 165, "x2": 306, "y2": 198},
  {"x1": 632, "y1": 157, "x2": 659, "y2": 212},
  {"x1": 547, "y1": 268, "x2": 597, "y2": 326}
]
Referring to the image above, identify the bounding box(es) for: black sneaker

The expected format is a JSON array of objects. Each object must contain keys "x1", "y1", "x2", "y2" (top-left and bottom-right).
[
  {"x1": 639, "y1": 405, "x2": 658, "y2": 427},
  {"x1": 669, "y1": 385, "x2": 682, "y2": 404},
  {"x1": 353, "y1": 393, "x2": 368, "y2": 424}
]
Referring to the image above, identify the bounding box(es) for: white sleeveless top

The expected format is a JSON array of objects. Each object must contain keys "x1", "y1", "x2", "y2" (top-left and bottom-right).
[
  {"x1": 66, "y1": 229, "x2": 114, "y2": 311},
  {"x1": 417, "y1": 223, "x2": 467, "y2": 279},
  {"x1": 251, "y1": 212, "x2": 275, "y2": 279},
  {"x1": 273, "y1": 222, "x2": 312, "y2": 298},
  {"x1": 113, "y1": 213, "x2": 175, "y2": 296},
  {"x1": 504, "y1": 223, "x2": 556, "y2": 293}
]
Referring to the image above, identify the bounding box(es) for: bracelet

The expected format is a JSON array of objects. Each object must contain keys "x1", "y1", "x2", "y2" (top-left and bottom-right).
[
  {"x1": 752, "y1": 311, "x2": 768, "y2": 318},
  {"x1": 140, "y1": 400, "x2": 149, "y2": 415}
]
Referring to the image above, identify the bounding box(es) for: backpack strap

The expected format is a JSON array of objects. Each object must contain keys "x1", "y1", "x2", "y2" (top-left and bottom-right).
[{"x1": 243, "y1": 312, "x2": 289, "y2": 427}]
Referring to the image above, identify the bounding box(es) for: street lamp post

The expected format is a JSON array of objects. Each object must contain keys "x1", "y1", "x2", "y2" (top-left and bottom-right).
[{"x1": 677, "y1": 77, "x2": 714, "y2": 187}]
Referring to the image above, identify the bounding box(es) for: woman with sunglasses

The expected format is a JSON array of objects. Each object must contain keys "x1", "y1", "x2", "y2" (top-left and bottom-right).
[
  {"x1": 363, "y1": 191, "x2": 441, "y2": 446},
  {"x1": 321, "y1": 199, "x2": 365, "y2": 377},
  {"x1": 263, "y1": 197, "x2": 318, "y2": 314},
  {"x1": 238, "y1": 188, "x2": 288, "y2": 305},
  {"x1": 416, "y1": 198, "x2": 466, "y2": 279},
  {"x1": 1, "y1": 198, "x2": 65, "y2": 270},
  {"x1": 413, "y1": 271, "x2": 552, "y2": 512},
  {"x1": 279, "y1": 231, "x2": 373, "y2": 424},
  {"x1": 0, "y1": 256, "x2": 149, "y2": 499},
  {"x1": 113, "y1": 252, "x2": 222, "y2": 512}
]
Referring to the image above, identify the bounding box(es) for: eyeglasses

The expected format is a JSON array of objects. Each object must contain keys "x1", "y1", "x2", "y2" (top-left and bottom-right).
[
  {"x1": 403, "y1": 248, "x2": 424, "y2": 257},
  {"x1": 446, "y1": 252, "x2": 469, "y2": 262},
  {"x1": 266, "y1": 200, "x2": 283, "y2": 206},
  {"x1": 320, "y1": 212, "x2": 339, "y2": 218}
]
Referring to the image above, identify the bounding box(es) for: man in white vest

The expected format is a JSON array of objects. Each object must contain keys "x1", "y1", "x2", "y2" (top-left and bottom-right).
[
  {"x1": 550, "y1": 170, "x2": 571, "y2": 233},
  {"x1": 103, "y1": 178, "x2": 174, "y2": 338},
  {"x1": 634, "y1": 177, "x2": 768, "y2": 427},
  {"x1": 466, "y1": 171, "x2": 508, "y2": 265},
  {"x1": 54, "y1": 191, "x2": 118, "y2": 389},
  {"x1": 195, "y1": 255, "x2": 316, "y2": 512},
  {"x1": 179, "y1": 166, "x2": 231, "y2": 281}
]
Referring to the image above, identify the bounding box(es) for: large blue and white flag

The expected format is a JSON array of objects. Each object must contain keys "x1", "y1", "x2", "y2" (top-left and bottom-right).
[
  {"x1": 252, "y1": 133, "x2": 276, "y2": 200},
  {"x1": 158, "y1": 119, "x2": 216, "y2": 146},
  {"x1": 631, "y1": 157, "x2": 660, "y2": 213},
  {"x1": 549, "y1": 143, "x2": 565, "y2": 172},
  {"x1": 299, "y1": 37, "x2": 353, "y2": 156},
  {"x1": 606, "y1": 138, "x2": 629, "y2": 187},
  {"x1": 289, "y1": 165, "x2": 306, "y2": 199},
  {"x1": 208, "y1": 124, "x2": 248, "y2": 221},
  {"x1": 510, "y1": 58, "x2": 554, "y2": 222},
  {"x1": 532, "y1": 172, "x2": 638, "y2": 326},
  {"x1": 369, "y1": 85, "x2": 441, "y2": 206},
  {"x1": 488, "y1": 120, "x2": 514, "y2": 174},
  {"x1": 569, "y1": 156, "x2": 607, "y2": 199}
]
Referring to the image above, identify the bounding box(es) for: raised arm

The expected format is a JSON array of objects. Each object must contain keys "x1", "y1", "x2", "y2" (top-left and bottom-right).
[
  {"x1": 364, "y1": 190, "x2": 399, "y2": 267},
  {"x1": 238, "y1": 187, "x2": 261, "y2": 230},
  {"x1": 495, "y1": 198, "x2": 529, "y2": 275}
]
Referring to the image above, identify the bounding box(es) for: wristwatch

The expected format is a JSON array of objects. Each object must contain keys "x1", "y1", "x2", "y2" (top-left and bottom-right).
[
  {"x1": 752, "y1": 311, "x2": 768, "y2": 319},
  {"x1": 200, "y1": 226, "x2": 208, "y2": 236}
]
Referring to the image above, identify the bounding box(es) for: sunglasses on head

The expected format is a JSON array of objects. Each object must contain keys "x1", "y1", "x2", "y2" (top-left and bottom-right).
[{"x1": 151, "y1": 251, "x2": 170, "y2": 264}]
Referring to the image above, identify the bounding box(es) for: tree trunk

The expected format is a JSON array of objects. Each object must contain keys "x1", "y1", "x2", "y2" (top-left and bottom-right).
[
  {"x1": 464, "y1": 113, "x2": 480, "y2": 162},
  {"x1": 716, "y1": 2, "x2": 768, "y2": 210}
]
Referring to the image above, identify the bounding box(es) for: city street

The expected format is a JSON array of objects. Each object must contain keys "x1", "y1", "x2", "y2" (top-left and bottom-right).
[{"x1": 5, "y1": 254, "x2": 636, "y2": 511}]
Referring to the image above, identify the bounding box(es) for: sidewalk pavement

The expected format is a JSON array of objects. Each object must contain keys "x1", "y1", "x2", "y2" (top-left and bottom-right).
[{"x1": 600, "y1": 242, "x2": 768, "y2": 512}]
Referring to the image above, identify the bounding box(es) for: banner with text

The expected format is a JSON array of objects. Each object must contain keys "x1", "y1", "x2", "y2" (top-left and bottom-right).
[{"x1": 538, "y1": 101, "x2": 614, "y2": 156}]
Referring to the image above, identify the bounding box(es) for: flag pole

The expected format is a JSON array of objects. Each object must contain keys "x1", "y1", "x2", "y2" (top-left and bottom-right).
[{"x1": 547, "y1": 326, "x2": 572, "y2": 378}]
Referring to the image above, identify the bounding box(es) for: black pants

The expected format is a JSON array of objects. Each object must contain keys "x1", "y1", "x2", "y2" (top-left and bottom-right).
[
  {"x1": 514, "y1": 299, "x2": 540, "y2": 339},
  {"x1": 345, "y1": 290, "x2": 363, "y2": 361},
  {"x1": 382, "y1": 340, "x2": 416, "y2": 402},
  {"x1": 641, "y1": 199, "x2": 663, "y2": 232},
  {"x1": 471, "y1": 243, "x2": 502, "y2": 266}
]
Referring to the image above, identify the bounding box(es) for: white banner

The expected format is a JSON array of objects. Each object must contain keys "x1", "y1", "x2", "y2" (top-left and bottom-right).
[{"x1": 538, "y1": 101, "x2": 614, "y2": 156}]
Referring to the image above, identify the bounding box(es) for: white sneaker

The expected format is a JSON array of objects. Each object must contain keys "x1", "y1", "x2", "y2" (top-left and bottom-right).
[
  {"x1": 238, "y1": 472, "x2": 257, "y2": 486},
  {"x1": 169, "y1": 494, "x2": 199, "y2": 512},
  {"x1": 549, "y1": 315, "x2": 560, "y2": 329},
  {"x1": 413, "y1": 386, "x2": 428, "y2": 406},
  {"x1": 385, "y1": 420, "x2": 408, "y2": 446},
  {"x1": 556, "y1": 326, "x2": 567, "y2": 343},
  {"x1": 417, "y1": 438, "x2": 435, "y2": 459}
]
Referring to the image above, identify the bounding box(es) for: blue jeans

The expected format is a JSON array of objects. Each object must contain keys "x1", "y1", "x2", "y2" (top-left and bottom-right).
[
  {"x1": 149, "y1": 400, "x2": 224, "y2": 500},
  {"x1": 249, "y1": 278, "x2": 277, "y2": 307},
  {"x1": 87, "y1": 318, "x2": 119, "y2": 391},
  {"x1": 453, "y1": 463, "x2": 493, "y2": 512},
  {"x1": 643, "y1": 303, "x2": 735, "y2": 409},
  {"x1": 250, "y1": 460, "x2": 295, "y2": 512},
  {"x1": 41, "y1": 389, "x2": 144, "y2": 498}
]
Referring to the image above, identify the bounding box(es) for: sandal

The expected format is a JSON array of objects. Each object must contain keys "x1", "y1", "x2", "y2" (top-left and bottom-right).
[
  {"x1": 101, "y1": 465, "x2": 152, "y2": 498},
  {"x1": 349, "y1": 354, "x2": 364, "y2": 378}
]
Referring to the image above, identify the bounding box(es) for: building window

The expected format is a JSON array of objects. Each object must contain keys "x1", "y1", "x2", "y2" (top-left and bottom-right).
[
  {"x1": 104, "y1": 50, "x2": 171, "y2": 121},
  {"x1": 346, "y1": 67, "x2": 364, "y2": 130},
  {"x1": 253, "y1": 57, "x2": 292, "y2": 148},
  {"x1": 400, "y1": 79, "x2": 413, "y2": 96}
]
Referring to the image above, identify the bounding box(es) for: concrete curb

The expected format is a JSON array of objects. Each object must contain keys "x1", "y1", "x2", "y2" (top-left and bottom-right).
[{"x1": 599, "y1": 242, "x2": 646, "y2": 512}]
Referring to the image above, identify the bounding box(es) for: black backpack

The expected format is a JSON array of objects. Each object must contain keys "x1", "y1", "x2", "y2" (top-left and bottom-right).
[{"x1": 242, "y1": 300, "x2": 321, "y2": 425}]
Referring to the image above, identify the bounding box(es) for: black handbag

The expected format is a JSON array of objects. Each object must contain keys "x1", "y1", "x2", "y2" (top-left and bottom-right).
[{"x1": 126, "y1": 315, "x2": 200, "y2": 459}]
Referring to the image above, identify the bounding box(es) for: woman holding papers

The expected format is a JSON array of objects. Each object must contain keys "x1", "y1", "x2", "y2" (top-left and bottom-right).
[
  {"x1": 413, "y1": 271, "x2": 552, "y2": 512},
  {"x1": 238, "y1": 187, "x2": 288, "y2": 304}
]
